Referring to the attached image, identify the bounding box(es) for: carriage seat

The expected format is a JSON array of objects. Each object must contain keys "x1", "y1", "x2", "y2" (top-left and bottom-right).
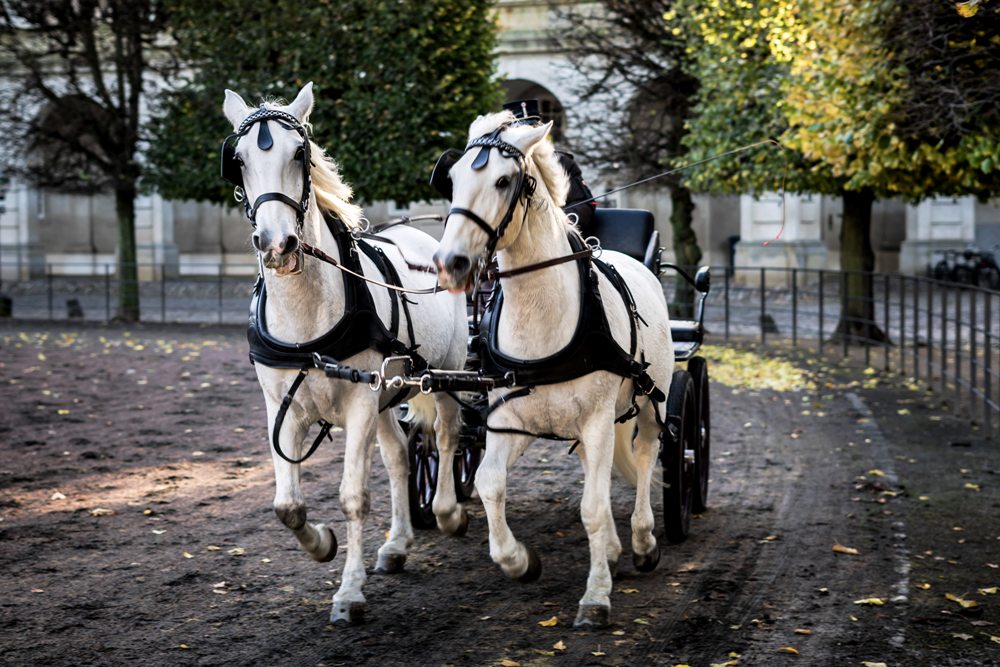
[{"x1": 590, "y1": 208, "x2": 661, "y2": 273}]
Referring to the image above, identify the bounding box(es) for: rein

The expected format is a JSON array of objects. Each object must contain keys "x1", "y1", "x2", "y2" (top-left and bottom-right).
[{"x1": 300, "y1": 241, "x2": 443, "y2": 295}]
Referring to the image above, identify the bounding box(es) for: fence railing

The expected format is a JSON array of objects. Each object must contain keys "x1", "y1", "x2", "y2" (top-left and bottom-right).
[{"x1": 2, "y1": 261, "x2": 998, "y2": 438}]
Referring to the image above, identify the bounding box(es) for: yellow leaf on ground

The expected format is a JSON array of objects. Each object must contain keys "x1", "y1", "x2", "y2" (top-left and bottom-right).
[
  {"x1": 592, "y1": 651, "x2": 606, "y2": 657},
  {"x1": 228, "y1": 547, "x2": 246, "y2": 556},
  {"x1": 979, "y1": 587, "x2": 997, "y2": 595},
  {"x1": 867, "y1": 469, "x2": 885, "y2": 477},
  {"x1": 793, "y1": 628, "x2": 813, "y2": 635},
  {"x1": 499, "y1": 660, "x2": 520, "y2": 667},
  {"x1": 552, "y1": 640, "x2": 566, "y2": 651},
  {"x1": 206, "y1": 545, "x2": 221, "y2": 551},
  {"x1": 710, "y1": 661, "x2": 738, "y2": 667},
  {"x1": 964, "y1": 483, "x2": 981, "y2": 492},
  {"x1": 182, "y1": 552, "x2": 194, "y2": 559},
  {"x1": 945, "y1": 593, "x2": 978, "y2": 609},
  {"x1": 89, "y1": 508, "x2": 114, "y2": 517},
  {"x1": 179, "y1": 644, "x2": 190, "y2": 649},
  {"x1": 860, "y1": 662, "x2": 887, "y2": 667},
  {"x1": 853, "y1": 598, "x2": 885, "y2": 606},
  {"x1": 778, "y1": 646, "x2": 799, "y2": 654},
  {"x1": 633, "y1": 618, "x2": 650, "y2": 625},
  {"x1": 917, "y1": 583, "x2": 931, "y2": 590},
  {"x1": 538, "y1": 616, "x2": 559, "y2": 627},
  {"x1": 832, "y1": 543, "x2": 859, "y2": 555},
  {"x1": 617, "y1": 588, "x2": 639, "y2": 594},
  {"x1": 988, "y1": 635, "x2": 1000, "y2": 645}
]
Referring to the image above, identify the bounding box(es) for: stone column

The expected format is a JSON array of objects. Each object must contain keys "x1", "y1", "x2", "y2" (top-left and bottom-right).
[
  {"x1": 734, "y1": 192, "x2": 829, "y2": 285},
  {"x1": 898, "y1": 197, "x2": 976, "y2": 275}
]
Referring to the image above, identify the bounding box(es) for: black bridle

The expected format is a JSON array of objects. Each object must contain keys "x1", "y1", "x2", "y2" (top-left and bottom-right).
[
  {"x1": 446, "y1": 125, "x2": 537, "y2": 261},
  {"x1": 220, "y1": 106, "x2": 313, "y2": 229}
]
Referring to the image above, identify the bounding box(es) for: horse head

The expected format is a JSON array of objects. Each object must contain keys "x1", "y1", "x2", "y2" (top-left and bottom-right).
[
  {"x1": 433, "y1": 114, "x2": 553, "y2": 292},
  {"x1": 222, "y1": 83, "x2": 315, "y2": 276}
]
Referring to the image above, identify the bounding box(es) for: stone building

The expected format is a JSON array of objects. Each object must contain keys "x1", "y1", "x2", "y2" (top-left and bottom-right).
[{"x1": 2, "y1": 1, "x2": 998, "y2": 282}]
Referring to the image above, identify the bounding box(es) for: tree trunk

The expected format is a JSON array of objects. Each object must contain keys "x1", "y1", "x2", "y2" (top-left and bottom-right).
[
  {"x1": 115, "y1": 182, "x2": 140, "y2": 322},
  {"x1": 832, "y1": 188, "x2": 888, "y2": 344},
  {"x1": 670, "y1": 184, "x2": 701, "y2": 319}
]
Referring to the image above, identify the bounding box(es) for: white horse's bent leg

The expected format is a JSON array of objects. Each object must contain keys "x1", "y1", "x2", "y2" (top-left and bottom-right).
[
  {"x1": 630, "y1": 402, "x2": 662, "y2": 572},
  {"x1": 331, "y1": 403, "x2": 378, "y2": 626},
  {"x1": 374, "y1": 409, "x2": 413, "y2": 574},
  {"x1": 431, "y1": 393, "x2": 467, "y2": 535},
  {"x1": 267, "y1": 400, "x2": 338, "y2": 564},
  {"x1": 574, "y1": 421, "x2": 617, "y2": 628},
  {"x1": 476, "y1": 433, "x2": 541, "y2": 581}
]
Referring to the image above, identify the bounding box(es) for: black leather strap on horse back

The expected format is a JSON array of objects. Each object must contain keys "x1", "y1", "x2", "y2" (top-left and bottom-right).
[{"x1": 271, "y1": 367, "x2": 333, "y2": 464}]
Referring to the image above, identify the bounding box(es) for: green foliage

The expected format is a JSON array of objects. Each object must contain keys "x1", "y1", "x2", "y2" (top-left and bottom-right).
[{"x1": 145, "y1": 0, "x2": 502, "y2": 205}]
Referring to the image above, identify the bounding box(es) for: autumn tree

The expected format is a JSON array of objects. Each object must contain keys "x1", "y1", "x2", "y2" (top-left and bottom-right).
[
  {"x1": 679, "y1": 0, "x2": 1000, "y2": 342},
  {"x1": 146, "y1": 0, "x2": 502, "y2": 206},
  {"x1": 0, "y1": 0, "x2": 172, "y2": 321},
  {"x1": 559, "y1": 0, "x2": 701, "y2": 316}
]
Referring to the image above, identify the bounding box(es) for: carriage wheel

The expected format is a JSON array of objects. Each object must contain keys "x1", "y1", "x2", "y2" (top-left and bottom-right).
[
  {"x1": 453, "y1": 443, "x2": 481, "y2": 502},
  {"x1": 407, "y1": 427, "x2": 439, "y2": 530},
  {"x1": 662, "y1": 370, "x2": 696, "y2": 544},
  {"x1": 688, "y1": 356, "x2": 711, "y2": 513}
]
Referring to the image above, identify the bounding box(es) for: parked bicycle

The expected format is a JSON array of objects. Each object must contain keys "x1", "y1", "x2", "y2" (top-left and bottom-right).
[{"x1": 930, "y1": 244, "x2": 1000, "y2": 289}]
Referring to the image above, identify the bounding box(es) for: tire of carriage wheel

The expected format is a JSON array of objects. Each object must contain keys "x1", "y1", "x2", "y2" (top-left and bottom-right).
[
  {"x1": 407, "y1": 427, "x2": 439, "y2": 530},
  {"x1": 662, "y1": 369, "x2": 696, "y2": 544},
  {"x1": 687, "y1": 356, "x2": 711, "y2": 514},
  {"x1": 453, "y1": 442, "x2": 481, "y2": 502}
]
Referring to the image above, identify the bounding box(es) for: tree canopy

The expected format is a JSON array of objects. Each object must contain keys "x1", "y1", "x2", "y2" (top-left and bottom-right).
[{"x1": 145, "y1": 0, "x2": 502, "y2": 205}]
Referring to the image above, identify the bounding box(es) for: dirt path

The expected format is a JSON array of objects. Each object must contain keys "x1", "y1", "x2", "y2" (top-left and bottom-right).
[{"x1": 1, "y1": 322, "x2": 997, "y2": 666}]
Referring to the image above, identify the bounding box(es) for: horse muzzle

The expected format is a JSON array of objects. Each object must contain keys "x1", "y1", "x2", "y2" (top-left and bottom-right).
[{"x1": 433, "y1": 251, "x2": 473, "y2": 294}]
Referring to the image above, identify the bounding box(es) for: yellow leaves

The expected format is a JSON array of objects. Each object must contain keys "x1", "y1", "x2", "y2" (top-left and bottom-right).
[
  {"x1": 206, "y1": 545, "x2": 221, "y2": 552},
  {"x1": 978, "y1": 587, "x2": 997, "y2": 595},
  {"x1": 777, "y1": 646, "x2": 799, "y2": 655},
  {"x1": 964, "y1": 483, "x2": 981, "y2": 492},
  {"x1": 499, "y1": 660, "x2": 520, "y2": 667},
  {"x1": 860, "y1": 663, "x2": 887, "y2": 667},
  {"x1": 228, "y1": 547, "x2": 246, "y2": 556},
  {"x1": 552, "y1": 640, "x2": 566, "y2": 651},
  {"x1": 832, "y1": 543, "x2": 859, "y2": 556},
  {"x1": 617, "y1": 588, "x2": 640, "y2": 594},
  {"x1": 182, "y1": 551, "x2": 194, "y2": 559},
  {"x1": 56, "y1": 409, "x2": 70, "y2": 416},
  {"x1": 633, "y1": 618, "x2": 650, "y2": 625},
  {"x1": 945, "y1": 593, "x2": 978, "y2": 609},
  {"x1": 700, "y1": 345, "x2": 816, "y2": 392},
  {"x1": 989, "y1": 635, "x2": 1000, "y2": 645},
  {"x1": 89, "y1": 507, "x2": 115, "y2": 517},
  {"x1": 793, "y1": 628, "x2": 813, "y2": 635},
  {"x1": 853, "y1": 598, "x2": 885, "y2": 606},
  {"x1": 537, "y1": 616, "x2": 559, "y2": 627},
  {"x1": 866, "y1": 469, "x2": 885, "y2": 477},
  {"x1": 956, "y1": 0, "x2": 983, "y2": 18},
  {"x1": 916, "y1": 583, "x2": 932, "y2": 590}
]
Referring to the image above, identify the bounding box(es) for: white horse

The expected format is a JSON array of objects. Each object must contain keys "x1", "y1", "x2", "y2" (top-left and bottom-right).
[
  {"x1": 222, "y1": 83, "x2": 468, "y2": 625},
  {"x1": 433, "y1": 112, "x2": 674, "y2": 627}
]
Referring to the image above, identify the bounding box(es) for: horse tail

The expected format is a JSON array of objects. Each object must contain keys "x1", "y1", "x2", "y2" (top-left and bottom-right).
[
  {"x1": 612, "y1": 419, "x2": 639, "y2": 487},
  {"x1": 403, "y1": 392, "x2": 437, "y2": 432}
]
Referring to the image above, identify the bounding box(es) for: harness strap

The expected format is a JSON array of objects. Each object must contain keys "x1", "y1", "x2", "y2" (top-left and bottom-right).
[
  {"x1": 271, "y1": 366, "x2": 334, "y2": 465},
  {"x1": 447, "y1": 207, "x2": 497, "y2": 242},
  {"x1": 490, "y1": 247, "x2": 594, "y2": 280},
  {"x1": 301, "y1": 241, "x2": 442, "y2": 295}
]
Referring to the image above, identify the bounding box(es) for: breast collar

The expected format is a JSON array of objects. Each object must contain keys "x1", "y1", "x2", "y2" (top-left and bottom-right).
[
  {"x1": 475, "y1": 233, "x2": 664, "y2": 407},
  {"x1": 247, "y1": 213, "x2": 418, "y2": 370}
]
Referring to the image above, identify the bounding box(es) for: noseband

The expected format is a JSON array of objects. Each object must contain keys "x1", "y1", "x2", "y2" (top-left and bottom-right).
[
  {"x1": 220, "y1": 106, "x2": 312, "y2": 229},
  {"x1": 447, "y1": 126, "x2": 537, "y2": 260}
]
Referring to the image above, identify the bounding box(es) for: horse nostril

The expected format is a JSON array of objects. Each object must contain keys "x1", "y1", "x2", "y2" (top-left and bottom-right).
[
  {"x1": 449, "y1": 255, "x2": 471, "y2": 276},
  {"x1": 284, "y1": 234, "x2": 299, "y2": 255},
  {"x1": 252, "y1": 234, "x2": 263, "y2": 252}
]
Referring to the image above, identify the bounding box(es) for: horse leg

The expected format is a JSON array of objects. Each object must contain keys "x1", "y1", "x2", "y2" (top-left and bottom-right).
[
  {"x1": 267, "y1": 403, "x2": 338, "y2": 564},
  {"x1": 630, "y1": 404, "x2": 661, "y2": 572},
  {"x1": 373, "y1": 410, "x2": 413, "y2": 574},
  {"x1": 476, "y1": 433, "x2": 542, "y2": 582},
  {"x1": 574, "y1": 422, "x2": 617, "y2": 628},
  {"x1": 431, "y1": 393, "x2": 467, "y2": 535},
  {"x1": 576, "y1": 440, "x2": 623, "y2": 579},
  {"x1": 331, "y1": 407, "x2": 378, "y2": 626}
]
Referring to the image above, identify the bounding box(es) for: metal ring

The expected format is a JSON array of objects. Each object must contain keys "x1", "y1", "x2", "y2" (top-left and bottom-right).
[
  {"x1": 233, "y1": 186, "x2": 245, "y2": 203},
  {"x1": 420, "y1": 374, "x2": 433, "y2": 394},
  {"x1": 566, "y1": 211, "x2": 579, "y2": 226},
  {"x1": 368, "y1": 373, "x2": 382, "y2": 392},
  {"x1": 584, "y1": 235, "x2": 602, "y2": 259}
]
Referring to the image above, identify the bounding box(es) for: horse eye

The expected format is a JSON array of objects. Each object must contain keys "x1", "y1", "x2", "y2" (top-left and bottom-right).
[
  {"x1": 234, "y1": 155, "x2": 245, "y2": 167},
  {"x1": 496, "y1": 176, "x2": 511, "y2": 189},
  {"x1": 293, "y1": 145, "x2": 305, "y2": 162}
]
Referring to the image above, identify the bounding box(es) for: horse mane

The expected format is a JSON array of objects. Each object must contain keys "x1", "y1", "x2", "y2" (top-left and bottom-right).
[
  {"x1": 259, "y1": 98, "x2": 363, "y2": 229},
  {"x1": 468, "y1": 112, "x2": 573, "y2": 227}
]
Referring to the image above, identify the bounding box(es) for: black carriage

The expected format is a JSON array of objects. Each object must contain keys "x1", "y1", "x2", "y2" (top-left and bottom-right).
[{"x1": 400, "y1": 207, "x2": 712, "y2": 542}]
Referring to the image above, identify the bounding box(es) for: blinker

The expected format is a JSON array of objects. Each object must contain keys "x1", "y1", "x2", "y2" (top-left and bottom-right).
[{"x1": 471, "y1": 146, "x2": 491, "y2": 170}]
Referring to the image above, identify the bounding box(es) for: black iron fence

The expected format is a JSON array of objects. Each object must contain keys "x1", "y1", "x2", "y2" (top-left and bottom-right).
[{"x1": 2, "y1": 261, "x2": 998, "y2": 438}]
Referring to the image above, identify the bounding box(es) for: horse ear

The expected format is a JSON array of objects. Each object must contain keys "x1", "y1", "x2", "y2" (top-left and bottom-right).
[
  {"x1": 285, "y1": 82, "x2": 314, "y2": 123},
  {"x1": 510, "y1": 120, "x2": 553, "y2": 155},
  {"x1": 223, "y1": 89, "x2": 251, "y2": 129}
]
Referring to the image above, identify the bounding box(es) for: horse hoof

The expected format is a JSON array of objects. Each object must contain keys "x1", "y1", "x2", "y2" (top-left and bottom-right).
[
  {"x1": 453, "y1": 509, "x2": 470, "y2": 537},
  {"x1": 330, "y1": 600, "x2": 366, "y2": 626},
  {"x1": 574, "y1": 603, "x2": 611, "y2": 628},
  {"x1": 375, "y1": 552, "x2": 407, "y2": 574},
  {"x1": 312, "y1": 525, "x2": 338, "y2": 563},
  {"x1": 515, "y1": 545, "x2": 542, "y2": 583},
  {"x1": 632, "y1": 544, "x2": 660, "y2": 573}
]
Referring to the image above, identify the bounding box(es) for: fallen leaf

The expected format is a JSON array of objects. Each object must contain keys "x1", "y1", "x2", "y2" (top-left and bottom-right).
[
  {"x1": 762, "y1": 534, "x2": 780, "y2": 542},
  {"x1": 952, "y1": 633, "x2": 973, "y2": 641},
  {"x1": 179, "y1": 644, "x2": 189, "y2": 650},
  {"x1": 988, "y1": 563, "x2": 999, "y2": 569},
  {"x1": 633, "y1": 618, "x2": 650, "y2": 625},
  {"x1": 151, "y1": 529, "x2": 166, "y2": 535},
  {"x1": 552, "y1": 640, "x2": 566, "y2": 651},
  {"x1": 867, "y1": 469, "x2": 885, "y2": 477},
  {"x1": 182, "y1": 551, "x2": 194, "y2": 559},
  {"x1": 917, "y1": 583, "x2": 931, "y2": 590},
  {"x1": 611, "y1": 630, "x2": 625, "y2": 636},
  {"x1": 206, "y1": 545, "x2": 221, "y2": 551},
  {"x1": 860, "y1": 663, "x2": 887, "y2": 667},
  {"x1": 592, "y1": 651, "x2": 606, "y2": 657},
  {"x1": 50, "y1": 492, "x2": 66, "y2": 501},
  {"x1": 964, "y1": 483, "x2": 981, "y2": 492},
  {"x1": 532, "y1": 649, "x2": 555, "y2": 657},
  {"x1": 30, "y1": 588, "x2": 44, "y2": 593},
  {"x1": 89, "y1": 508, "x2": 115, "y2": 517},
  {"x1": 793, "y1": 628, "x2": 813, "y2": 635},
  {"x1": 979, "y1": 587, "x2": 997, "y2": 595},
  {"x1": 832, "y1": 543, "x2": 859, "y2": 555},
  {"x1": 778, "y1": 646, "x2": 799, "y2": 655},
  {"x1": 261, "y1": 558, "x2": 272, "y2": 563},
  {"x1": 897, "y1": 408, "x2": 911, "y2": 416},
  {"x1": 499, "y1": 660, "x2": 520, "y2": 667},
  {"x1": 228, "y1": 547, "x2": 246, "y2": 556},
  {"x1": 617, "y1": 588, "x2": 639, "y2": 594},
  {"x1": 57, "y1": 409, "x2": 70, "y2": 415},
  {"x1": 710, "y1": 661, "x2": 738, "y2": 667},
  {"x1": 988, "y1": 635, "x2": 1000, "y2": 645},
  {"x1": 853, "y1": 598, "x2": 886, "y2": 606},
  {"x1": 945, "y1": 593, "x2": 978, "y2": 609},
  {"x1": 538, "y1": 616, "x2": 559, "y2": 627}
]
